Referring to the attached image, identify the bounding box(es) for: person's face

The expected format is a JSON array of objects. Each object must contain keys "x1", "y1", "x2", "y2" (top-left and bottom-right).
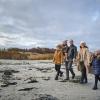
[
  {"x1": 70, "y1": 40, "x2": 73, "y2": 45},
  {"x1": 94, "y1": 51, "x2": 98, "y2": 56},
  {"x1": 80, "y1": 43, "x2": 85, "y2": 48},
  {"x1": 67, "y1": 41, "x2": 71, "y2": 47}
]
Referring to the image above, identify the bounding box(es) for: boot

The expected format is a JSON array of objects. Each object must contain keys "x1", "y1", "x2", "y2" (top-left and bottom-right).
[
  {"x1": 92, "y1": 85, "x2": 98, "y2": 90},
  {"x1": 60, "y1": 72, "x2": 63, "y2": 77},
  {"x1": 93, "y1": 76, "x2": 98, "y2": 90},
  {"x1": 72, "y1": 74, "x2": 75, "y2": 79},
  {"x1": 55, "y1": 75, "x2": 58, "y2": 80}
]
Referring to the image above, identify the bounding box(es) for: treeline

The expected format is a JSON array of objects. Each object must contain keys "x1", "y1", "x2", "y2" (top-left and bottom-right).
[
  {"x1": 0, "y1": 47, "x2": 55, "y2": 60},
  {"x1": 7, "y1": 47, "x2": 55, "y2": 54}
]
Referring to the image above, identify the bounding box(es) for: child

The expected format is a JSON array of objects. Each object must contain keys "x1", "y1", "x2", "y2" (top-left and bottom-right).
[
  {"x1": 53, "y1": 44, "x2": 64, "y2": 80},
  {"x1": 92, "y1": 50, "x2": 100, "y2": 90}
]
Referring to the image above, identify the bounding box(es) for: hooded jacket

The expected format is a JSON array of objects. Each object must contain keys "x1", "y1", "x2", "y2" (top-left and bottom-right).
[{"x1": 53, "y1": 49, "x2": 63, "y2": 64}]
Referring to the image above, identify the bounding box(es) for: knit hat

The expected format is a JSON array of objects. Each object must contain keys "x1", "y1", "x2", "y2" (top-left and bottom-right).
[
  {"x1": 56, "y1": 44, "x2": 62, "y2": 49},
  {"x1": 80, "y1": 41, "x2": 85, "y2": 45}
]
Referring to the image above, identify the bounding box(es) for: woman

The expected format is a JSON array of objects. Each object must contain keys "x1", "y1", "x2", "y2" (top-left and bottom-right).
[{"x1": 77, "y1": 41, "x2": 90, "y2": 84}]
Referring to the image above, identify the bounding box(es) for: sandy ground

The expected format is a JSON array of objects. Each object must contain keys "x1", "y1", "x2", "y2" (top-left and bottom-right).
[{"x1": 0, "y1": 60, "x2": 100, "y2": 100}]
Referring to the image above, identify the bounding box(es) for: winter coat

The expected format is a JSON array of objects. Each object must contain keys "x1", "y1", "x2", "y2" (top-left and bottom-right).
[
  {"x1": 92, "y1": 56, "x2": 100, "y2": 75},
  {"x1": 53, "y1": 49, "x2": 63, "y2": 64},
  {"x1": 67, "y1": 45, "x2": 77, "y2": 61},
  {"x1": 77, "y1": 47, "x2": 90, "y2": 73}
]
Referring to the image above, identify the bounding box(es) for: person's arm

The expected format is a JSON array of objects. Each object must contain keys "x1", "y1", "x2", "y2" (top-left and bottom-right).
[
  {"x1": 65, "y1": 47, "x2": 69, "y2": 61},
  {"x1": 65, "y1": 53, "x2": 68, "y2": 61},
  {"x1": 53, "y1": 51, "x2": 56, "y2": 63},
  {"x1": 61, "y1": 51, "x2": 64, "y2": 64},
  {"x1": 73, "y1": 46, "x2": 77, "y2": 61},
  {"x1": 86, "y1": 48, "x2": 91, "y2": 66}
]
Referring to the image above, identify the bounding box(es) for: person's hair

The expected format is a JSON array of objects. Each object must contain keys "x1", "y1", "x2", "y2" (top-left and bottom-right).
[{"x1": 56, "y1": 44, "x2": 62, "y2": 49}]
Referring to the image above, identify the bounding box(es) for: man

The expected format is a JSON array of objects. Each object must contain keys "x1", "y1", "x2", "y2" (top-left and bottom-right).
[
  {"x1": 65, "y1": 39, "x2": 77, "y2": 80},
  {"x1": 62, "y1": 40, "x2": 68, "y2": 57}
]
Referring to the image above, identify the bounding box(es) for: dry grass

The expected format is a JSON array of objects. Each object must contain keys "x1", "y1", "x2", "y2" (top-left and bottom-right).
[{"x1": 27, "y1": 53, "x2": 54, "y2": 60}]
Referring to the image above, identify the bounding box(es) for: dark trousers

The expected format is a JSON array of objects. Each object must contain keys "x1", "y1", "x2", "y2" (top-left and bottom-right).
[
  {"x1": 94, "y1": 75, "x2": 100, "y2": 88},
  {"x1": 80, "y1": 62, "x2": 87, "y2": 83},
  {"x1": 55, "y1": 64, "x2": 62, "y2": 76},
  {"x1": 65, "y1": 61, "x2": 75, "y2": 79}
]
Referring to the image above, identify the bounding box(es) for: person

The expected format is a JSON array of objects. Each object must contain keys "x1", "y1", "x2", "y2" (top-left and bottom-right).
[
  {"x1": 53, "y1": 44, "x2": 64, "y2": 80},
  {"x1": 91, "y1": 50, "x2": 100, "y2": 90},
  {"x1": 65, "y1": 39, "x2": 77, "y2": 80},
  {"x1": 62, "y1": 40, "x2": 69, "y2": 61},
  {"x1": 77, "y1": 41, "x2": 90, "y2": 84}
]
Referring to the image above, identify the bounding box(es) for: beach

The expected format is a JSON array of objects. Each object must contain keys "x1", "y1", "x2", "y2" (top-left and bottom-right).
[{"x1": 0, "y1": 60, "x2": 100, "y2": 100}]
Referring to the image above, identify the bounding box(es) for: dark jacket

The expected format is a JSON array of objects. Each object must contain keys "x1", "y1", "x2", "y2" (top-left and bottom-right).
[
  {"x1": 67, "y1": 44, "x2": 77, "y2": 60},
  {"x1": 92, "y1": 56, "x2": 100, "y2": 75}
]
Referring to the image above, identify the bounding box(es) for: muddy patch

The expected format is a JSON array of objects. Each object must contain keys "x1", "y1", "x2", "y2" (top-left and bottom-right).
[
  {"x1": 34, "y1": 67, "x2": 53, "y2": 73},
  {"x1": 28, "y1": 79, "x2": 38, "y2": 83},
  {"x1": 33, "y1": 94, "x2": 59, "y2": 100},
  {"x1": 0, "y1": 70, "x2": 19, "y2": 74},
  {"x1": 18, "y1": 87, "x2": 38, "y2": 91},
  {"x1": 1, "y1": 69, "x2": 18, "y2": 87},
  {"x1": 24, "y1": 77, "x2": 39, "y2": 83},
  {"x1": 42, "y1": 77, "x2": 51, "y2": 81},
  {"x1": 59, "y1": 76, "x2": 81, "y2": 83},
  {"x1": 1, "y1": 82, "x2": 17, "y2": 87}
]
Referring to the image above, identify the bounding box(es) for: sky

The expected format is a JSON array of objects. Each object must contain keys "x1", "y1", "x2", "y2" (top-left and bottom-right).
[{"x1": 0, "y1": 0, "x2": 100, "y2": 50}]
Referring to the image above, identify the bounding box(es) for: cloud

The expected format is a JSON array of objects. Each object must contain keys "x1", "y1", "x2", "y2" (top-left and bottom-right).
[{"x1": 0, "y1": 0, "x2": 100, "y2": 50}]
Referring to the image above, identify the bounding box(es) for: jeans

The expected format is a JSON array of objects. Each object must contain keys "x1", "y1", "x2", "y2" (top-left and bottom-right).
[{"x1": 65, "y1": 61, "x2": 75, "y2": 79}]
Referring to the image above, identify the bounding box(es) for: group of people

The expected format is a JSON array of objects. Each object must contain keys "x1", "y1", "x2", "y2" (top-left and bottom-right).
[{"x1": 53, "y1": 39, "x2": 100, "y2": 90}]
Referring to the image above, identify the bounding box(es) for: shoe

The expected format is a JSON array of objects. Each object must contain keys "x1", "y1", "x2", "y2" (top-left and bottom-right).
[
  {"x1": 72, "y1": 74, "x2": 75, "y2": 79},
  {"x1": 99, "y1": 77, "x2": 100, "y2": 81},
  {"x1": 55, "y1": 76, "x2": 58, "y2": 80},
  {"x1": 84, "y1": 80, "x2": 88, "y2": 84},
  {"x1": 92, "y1": 86, "x2": 98, "y2": 90},
  {"x1": 65, "y1": 78, "x2": 69, "y2": 80},
  {"x1": 60, "y1": 72, "x2": 63, "y2": 77},
  {"x1": 80, "y1": 81, "x2": 84, "y2": 84}
]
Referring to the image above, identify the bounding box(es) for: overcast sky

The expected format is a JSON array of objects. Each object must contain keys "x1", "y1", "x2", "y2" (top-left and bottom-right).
[{"x1": 0, "y1": 0, "x2": 100, "y2": 50}]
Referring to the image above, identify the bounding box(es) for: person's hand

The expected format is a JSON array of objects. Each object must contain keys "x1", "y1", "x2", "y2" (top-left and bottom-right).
[{"x1": 73, "y1": 58, "x2": 76, "y2": 62}]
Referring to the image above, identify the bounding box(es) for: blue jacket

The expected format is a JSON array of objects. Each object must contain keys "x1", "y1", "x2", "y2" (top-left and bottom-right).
[{"x1": 92, "y1": 57, "x2": 100, "y2": 75}]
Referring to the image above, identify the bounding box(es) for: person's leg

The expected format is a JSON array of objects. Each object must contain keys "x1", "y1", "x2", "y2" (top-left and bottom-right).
[
  {"x1": 57, "y1": 64, "x2": 61, "y2": 76},
  {"x1": 55, "y1": 64, "x2": 59, "y2": 80},
  {"x1": 59, "y1": 69, "x2": 63, "y2": 77},
  {"x1": 84, "y1": 66, "x2": 88, "y2": 83},
  {"x1": 98, "y1": 75, "x2": 100, "y2": 81},
  {"x1": 93, "y1": 75, "x2": 99, "y2": 90},
  {"x1": 80, "y1": 62, "x2": 85, "y2": 84},
  {"x1": 65, "y1": 61, "x2": 69, "y2": 80},
  {"x1": 80, "y1": 69, "x2": 84, "y2": 84},
  {"x1": 68, "y1": 61, "x2": 75, "y2": 79}
]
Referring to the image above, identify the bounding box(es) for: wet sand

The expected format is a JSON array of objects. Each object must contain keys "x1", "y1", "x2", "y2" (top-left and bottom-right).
[{"x1": 0, "y1": 60, "x2": 100, "y2": 100}]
